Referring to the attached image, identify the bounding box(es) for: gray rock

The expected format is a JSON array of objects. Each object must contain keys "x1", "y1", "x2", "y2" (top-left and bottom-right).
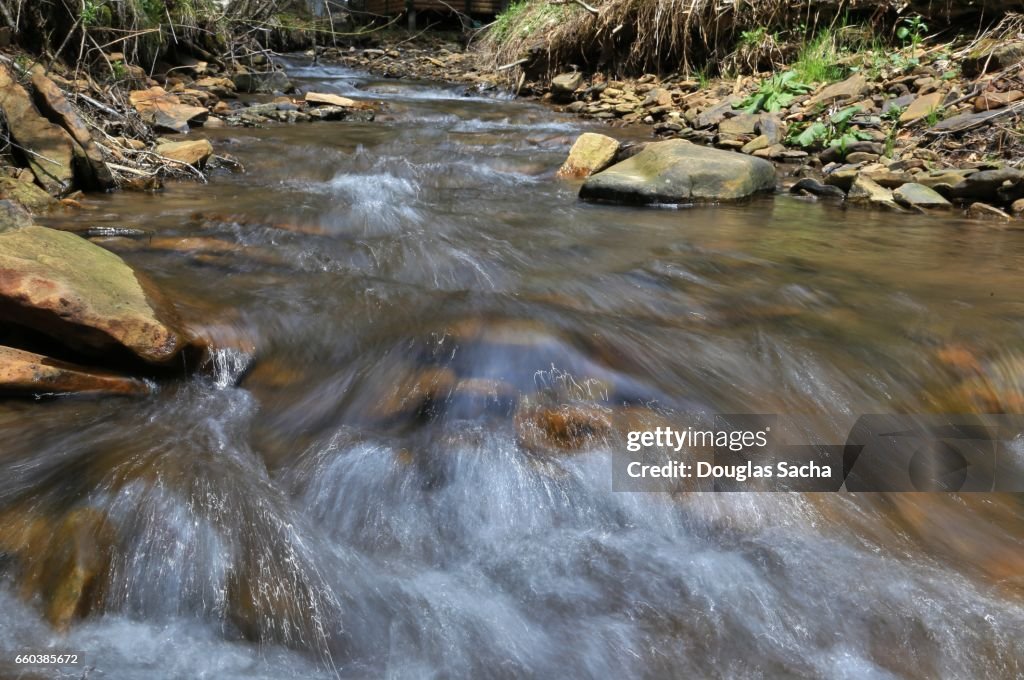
[
  {"x1": 550, "y1": 72, "x2": 583, "y2": 102},
  {"x1": 757, "y1": 114, "x2": 785, "y2": 144},
  {"x1": 232, "y1": 70, "x2": 294, "y2": 94},
  {"x1": 718, "y1": 113, "x2": 760, "y2": 137},
  {"x1": 579, "y1": 139, "x2": 776, "y2": 205},
  {"x1": 0, "y1": 199, "x2": 33, "y2": 232},
  {"x1": 790, "y1": 178, "x2": 846, "y2": 199},
  {"x1": 949, "y1": 168, "x2": 1024, "y2": 201},
  {"x1": 823, "y1": 164, "x2": 861, "y2": 191},
  {"x1": 847, "y1": 175, "x2": 901, "y2": 210},
  {"x1": 695, "y1": 99, "x2": 739, "y2": 129},
  {"x1": 819, "y1": 142, "x2": 884, "y2": 164},
  {"x1": 893, "y1": 183, "x2": 952, "y2": 209}
]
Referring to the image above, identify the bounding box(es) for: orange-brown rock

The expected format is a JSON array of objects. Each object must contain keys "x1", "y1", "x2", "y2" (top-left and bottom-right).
[
  {"x1": 30, "y1": 68, "x2": 116, "y2": 190},
  {"x1": 154, "y1": 139, "x2": 214, "y2": 167},
  {"x1": 11, "y1": 507, "x2": 116, "y2": 630},
  {"x1": 515, "y1": 401, "x2": 613, "y2": 454},
  {"x1": 0, "y1": 345, "x2": 151, "y2": 396},
  {"x1": 304, "y1": 91, "x2": 359, "y2": 108},
  {"x1": 0, "y1": 64, "x2": 75, "y2": 195},
  {"x1": 129, "y1": 86, "x2": 208, "y2": 133}
]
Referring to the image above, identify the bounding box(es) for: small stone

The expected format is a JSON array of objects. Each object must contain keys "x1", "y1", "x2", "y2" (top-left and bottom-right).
[
  {"x1": 740, "y1": 135, "x2": 771, "y2": 154},
  {"x1": 1011, "y1": 198, "x2": 1024, "y2": 214},
  {"x1": 845, "y1": 151, "x2": 880, "y2": 164},
  {"x1": 154, "y1": 139, "x2": 213, "y2": 167},
  {"x1": 304, "y1": 91, "x2": 359, "y2": 108},
  {"x1": 973, "y1": 90, "x2": 1024, "y2": 112},
  {"x1": 823, "y1": 164, "x2": 861, "y2": 191},
  {"x1": 718, "y1": 113, "x2": 760, "y2": 137},
  {"x1": 950, "y1": 168, "x2": 1024, "y2": 201},
  {"x1": 899, "y1": 92, "x2": 944, "y2": 123},
  {"x1": 129, "y1": 86, "x2": 208, "y2": 133},
  {"x1": 808, "y1": 73, "x2": 868, "y2": 106}
]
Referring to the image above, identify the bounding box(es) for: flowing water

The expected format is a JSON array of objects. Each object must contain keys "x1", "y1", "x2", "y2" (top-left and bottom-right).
[{"x1": 2, "y1": 59, "x2": 1024, "y2": 678}]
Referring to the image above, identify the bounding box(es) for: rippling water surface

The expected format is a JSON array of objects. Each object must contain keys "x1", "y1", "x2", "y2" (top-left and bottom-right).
[{"x1": 2, "y1": 59, "x2": 1024, "y2": 678}]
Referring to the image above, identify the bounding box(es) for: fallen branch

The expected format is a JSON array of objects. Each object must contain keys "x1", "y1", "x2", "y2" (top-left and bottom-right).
[
  {"x1": 107, "y1": 162, "x2": 154, "y2": 177},
  {"x1": 550, "y1": 0, "x2": 600, "y2": 15},
  {"x1": 497, "y1": 58, "x2": 529, "y2": 72}
]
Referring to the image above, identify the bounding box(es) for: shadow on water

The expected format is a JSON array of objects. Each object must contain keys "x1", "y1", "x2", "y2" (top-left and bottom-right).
[{"x1": 2, "y1": 57, "x2": 1023, "y2": 678}]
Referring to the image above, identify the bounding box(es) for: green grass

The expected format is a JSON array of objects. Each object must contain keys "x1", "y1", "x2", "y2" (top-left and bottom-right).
[
  {"x1": 791, "y1": 29, "x2": 846, "y2": 83},
  {"x1": 491, "y1": 0, "x2": 567, "y2": 45}
]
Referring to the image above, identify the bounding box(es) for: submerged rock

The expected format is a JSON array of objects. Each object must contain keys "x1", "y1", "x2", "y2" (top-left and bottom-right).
[
  {"x1": 579, "y1": 139, "x2": 776, "y2": 204},
  {"x1": 0, "y1": 226, "x2": 189, "y2": 365},
  {"x1": 10, "y1": 507, "x2": 116, "y2": 630},
  {"x1": 0, "y1": 345, "x2": 151, "y2": 397},
  {"x1": 556, "y1": 132, "x2": 620, "y2": 179},
  {"x1": 515, "y1": 401, "x2": 613, "y2": 454},
  {"x1": 0, "y1": 64, "x2": 75, "y2": 195}
]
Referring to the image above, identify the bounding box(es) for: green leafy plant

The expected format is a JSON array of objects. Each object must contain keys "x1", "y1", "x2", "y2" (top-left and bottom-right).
[
  {"x1": 924, "y1": 106, "x2": 943, "y2": 126},
  {"x1": 81, "y1": 0, "x2": 102, "y2": 26},
  {"x1": 791, "y1": 105, "x2": 872, "y2": 152},
  {"x1": 897, "y1": 15, "x2": 928, "y2": 50},
  {"x1": 882, "y1": 105, "x2": 904, "y2": 156},
  {"x1": 740, "y1": 71, "x2": 812, "y2": 113},
  {"x1": 109, "y1": 59, "x2": 127, "y2": 82}
]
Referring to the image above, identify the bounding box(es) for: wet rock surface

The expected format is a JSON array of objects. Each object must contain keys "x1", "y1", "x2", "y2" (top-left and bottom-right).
[{"x1": 0, "y1": 226, "x2": 189, "y2": 365}]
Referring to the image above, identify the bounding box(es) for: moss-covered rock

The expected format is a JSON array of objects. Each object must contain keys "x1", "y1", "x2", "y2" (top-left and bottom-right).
[
  {"x1": 579, "y1": 139, "x2": 776, "y2": 204},
  {"x1": 0, "y1": 226, "x2": 189, "y2": 365}
]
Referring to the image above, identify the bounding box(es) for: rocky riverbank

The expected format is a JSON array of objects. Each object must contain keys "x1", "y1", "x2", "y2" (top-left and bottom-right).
[
  {"x1": 320, "y1": 27, "x2": 1024, "y2": 217},
  {"x1": 0, "y1": 44, "x2": 381, "y2": 398}
]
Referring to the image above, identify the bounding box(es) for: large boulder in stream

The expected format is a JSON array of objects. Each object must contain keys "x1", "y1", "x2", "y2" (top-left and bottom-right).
[
  {"x1": 579, "y1": 139, "x2": 776, "y2": 205},
  {"x1": 0, "y1": 226, "x2": 190, "y2": 365}
]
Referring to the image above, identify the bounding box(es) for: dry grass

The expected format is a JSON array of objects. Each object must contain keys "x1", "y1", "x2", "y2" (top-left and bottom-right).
[
  {"x1": 480, "y1": 0, "x2": 845, "y2": 78},
  {"x1": 478, "y1": 0, "x2": 990, "y2": 79}
]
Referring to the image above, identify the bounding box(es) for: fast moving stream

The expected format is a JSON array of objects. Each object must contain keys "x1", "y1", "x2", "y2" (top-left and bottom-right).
[{"x1": 2, "y1": 59, "x2": 1024, "y2": 679}]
